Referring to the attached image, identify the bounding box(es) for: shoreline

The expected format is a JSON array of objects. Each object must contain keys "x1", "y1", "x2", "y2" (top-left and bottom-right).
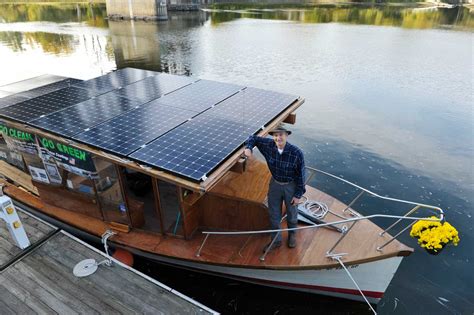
[{"x1": 206, "y1": 2, "x2": 469, "y2": 10}]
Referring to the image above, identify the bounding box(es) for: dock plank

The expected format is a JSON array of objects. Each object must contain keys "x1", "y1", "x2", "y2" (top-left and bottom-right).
[
  {"x1": 0, "y1": 224, "x2": 213, "y2": 314},
  {"x1": 39, "y1": 236, "x2": 198, "y2": 314},
  {"x1": 0, "y1": 208, "x2": 55, "y2": 268},
  {"x1": 0, "y1": 283, "x2": 35, "y2": 314}
]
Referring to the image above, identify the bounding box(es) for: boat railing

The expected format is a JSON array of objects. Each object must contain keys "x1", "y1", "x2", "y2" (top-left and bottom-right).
[{"x1": 196, "y1": 166, "x2": 444, "y2": 260}]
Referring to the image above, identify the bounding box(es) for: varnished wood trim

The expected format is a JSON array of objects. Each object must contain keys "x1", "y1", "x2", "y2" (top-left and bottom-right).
[
  {"x1": 91, "y1": 176, "x2": 105, "y2": 221},
  {"x1": 152, "y1": 178, "x2": 166, "y2": 234},
  {"x1": 116, "y1": 241, "x2": 411, "y2": 271},
  {"x1": 115, "y1": 165, "x2": 133, "y2": 225},
  {"x1": 229, "y1": 158, "x2": 246, "y2": 174},
  {"x1": 283, "y1": 113, "x2": 296, "y2": 124}
]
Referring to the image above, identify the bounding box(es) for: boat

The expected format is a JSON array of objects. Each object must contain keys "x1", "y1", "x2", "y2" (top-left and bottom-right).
[{"x1": 0, "y1": 68, "x2": 444, "y2": 307}]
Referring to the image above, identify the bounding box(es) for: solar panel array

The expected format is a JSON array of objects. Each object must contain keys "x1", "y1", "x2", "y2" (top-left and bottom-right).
[
  {"x1": 30, "y1": 92, "x2": 142, "y2": 137},
  {"x1": 0, "y1": 68, "x2": 299, "y2": 182},
  {"x1": 73, "y1": 68, "x2": 156, "y2": 94},
  {"x1": 114, "y1": 73, "x2": 196, "y2": 104},
  {"x1": 0, "y1": 78, "x2": 82, "y2": 109},
  {"x1": 129, "y1": 88, "x2": 298, "y2": 180},
  {"x1": 0, "y1": 87, "x2": 98, "y2": 123},
  {"x1": 74, "y1": 100, "x2": 197, "y2": 155}
]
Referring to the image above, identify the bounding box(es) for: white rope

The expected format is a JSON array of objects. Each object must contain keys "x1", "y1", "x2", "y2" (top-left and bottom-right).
[{"x1": 333, "y1": 256, "x2": 377, "y2": 314}]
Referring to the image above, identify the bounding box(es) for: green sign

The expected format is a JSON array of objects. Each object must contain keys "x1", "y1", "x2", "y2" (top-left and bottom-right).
[
  {"x1": 0, "y1": 121, "x2": 38, "y2": 155},
  {"x1": 38, "y1": 136, "x2": 98, "y2": 179}
]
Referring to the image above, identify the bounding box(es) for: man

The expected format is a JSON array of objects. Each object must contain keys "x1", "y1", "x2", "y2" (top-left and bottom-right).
[{"x1": 244, "y1": 126, "x2": 306, "y2": 250}]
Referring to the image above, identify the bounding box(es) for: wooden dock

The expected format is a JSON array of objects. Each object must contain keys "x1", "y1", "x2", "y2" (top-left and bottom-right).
[{"x1": 0, "y1": 208, "x2": 216, "y2": 314}]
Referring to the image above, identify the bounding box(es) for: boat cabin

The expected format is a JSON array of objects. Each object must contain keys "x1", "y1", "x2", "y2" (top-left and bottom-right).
[{"x1": 0, "y1": 68, "x2": 304, "y2": 240}]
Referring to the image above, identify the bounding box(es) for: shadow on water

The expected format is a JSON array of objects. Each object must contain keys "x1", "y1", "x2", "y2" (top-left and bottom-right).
[
  {"x1": 134, "y1": 256, "x2": 375, "y2": 314},
  {"x1": 0, "y1": 3, "x2": 473, "y2": 314}
]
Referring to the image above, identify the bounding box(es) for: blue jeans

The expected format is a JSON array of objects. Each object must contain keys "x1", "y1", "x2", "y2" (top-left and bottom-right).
[{"x1": 267, "y1": 178, "x2": 298, "y2": 243}]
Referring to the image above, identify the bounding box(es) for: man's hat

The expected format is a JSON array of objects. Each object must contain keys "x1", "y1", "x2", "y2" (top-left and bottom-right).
[{"x1": 268, "y1": 126, "x2": 292, "y2": 136}]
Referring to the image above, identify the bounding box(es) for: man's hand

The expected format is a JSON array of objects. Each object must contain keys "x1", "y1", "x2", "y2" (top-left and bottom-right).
[
  {"x1": 291, "y1": 197, "x2": 301, "y2": 205},
  {"x1": 244, "y1": 148, "x2": 252, "y2": 158}
]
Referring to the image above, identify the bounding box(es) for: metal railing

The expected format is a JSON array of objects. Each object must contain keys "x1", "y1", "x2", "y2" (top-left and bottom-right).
[
  {"x1": 195, "y1": 166, "x2": 444, "y2": 259},
  {"x1": 194, "y1": 166, "x2": 445, "y2": 312}
]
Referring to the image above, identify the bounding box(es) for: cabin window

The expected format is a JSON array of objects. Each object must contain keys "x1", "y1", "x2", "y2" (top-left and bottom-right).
[
  {"x1": 157, "y1": 180, "x2": 184, "y2": 236},
  {"x1": 65, "y1": 172, "x2": 95, "y2": 195},
  {"x1": 93, "y1": 158, "x2": 129, "y2": 225}
]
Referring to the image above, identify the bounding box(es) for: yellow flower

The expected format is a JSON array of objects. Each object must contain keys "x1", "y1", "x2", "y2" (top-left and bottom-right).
[{"x1": 410, "y1": 217, "x2": 460, "y2": 251}]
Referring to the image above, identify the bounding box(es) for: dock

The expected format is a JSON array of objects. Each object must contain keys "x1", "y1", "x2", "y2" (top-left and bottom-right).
[{"x1": 0, "y1": 207, "x2": 216, "y2": 314}]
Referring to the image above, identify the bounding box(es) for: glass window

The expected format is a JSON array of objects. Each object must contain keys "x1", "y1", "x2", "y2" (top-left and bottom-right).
[
  {"x1": 93, "y1": 157, "x2": 129, "y2": 225},
  {"x1": 158, "y1": 180, "x2": 183, "y2": 236},
  {"x1": 122, "y1": 168, "x2": 161, "y2": 233},
  {"x1": 65, "y1": 172, "x2": 94, "y2": 195}
]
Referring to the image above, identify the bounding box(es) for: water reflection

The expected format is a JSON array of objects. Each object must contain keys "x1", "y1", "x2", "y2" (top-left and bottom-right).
[
  {"x1": 0, "y1": 3, "x2": 108, "y2": 27},
  {"x1": 208, "y1": 6, "x2": 473, "y2": 29},
  {"x1": 0, "y1": 31, "x2": 75, "y2": 54}
]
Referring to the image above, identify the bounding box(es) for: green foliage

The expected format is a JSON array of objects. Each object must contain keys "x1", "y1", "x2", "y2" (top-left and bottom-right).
[
  {"x1": 0, "y1": 3, "x2": 108, "y2": 26},
  {"x1": 208, "y1": 6, "x2": 474, "y2": 30}
]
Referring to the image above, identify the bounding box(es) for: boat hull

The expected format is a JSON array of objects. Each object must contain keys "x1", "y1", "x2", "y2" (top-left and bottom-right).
[
  {"x1": 135, "y1": 248, "x2": 403, "y2": 304},
  {"x1": 17, "y1": 201, "x2": 403, "y2": 304}
]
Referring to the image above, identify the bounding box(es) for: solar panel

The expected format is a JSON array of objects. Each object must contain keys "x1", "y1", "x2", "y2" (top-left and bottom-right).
[
  {"x1": 30, "y1": 92, "x2": 142, "y2": 137},
  {"x1": 206, "y1": 87, "x2": 298, "y2": 127},
  {"x1": 0, "y1": 78, "x2": 83, "y2": 110},
  {"x1": 0, "y1": 94, "x2": 30, "y2": 109},
  {"x1": 73, "y1": 68, "x2": 156, "y2": 94},
  {"x1": 129, "y1": 114, "x2": 258, "y2": 181},
  {"x1": 0, "y1": 87, "x2": 99, "y2": 123},
  {"x1": 21, "y1": 78, "x2": 83, "y2": 98},
  {"x1": 153, "y1": 80, "x2": 243, "y2": 112},
  {"x1": 73, "y1": 100, "x2": 197, "y2": 156},
  {"x1": 114, "y1": 73, "x2": 196, "y2": 103},
  {"x1": 129, "y1": 88, "x2": 298, "y2": 181}
]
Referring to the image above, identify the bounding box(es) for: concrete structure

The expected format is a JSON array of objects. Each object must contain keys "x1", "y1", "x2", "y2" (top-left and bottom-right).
[{"x1": 106, "y1": 0, "x2": 169, "y2": 20}]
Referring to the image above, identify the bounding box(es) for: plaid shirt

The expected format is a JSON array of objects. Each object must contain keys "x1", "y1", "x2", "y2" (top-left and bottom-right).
[{"x1": 245, "y1": 135, "x2": 306, "y2": 198}]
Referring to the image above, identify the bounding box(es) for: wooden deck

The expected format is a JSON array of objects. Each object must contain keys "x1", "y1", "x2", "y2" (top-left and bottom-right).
[{"x1": 0, "y1": 208, "x2": 216, "y2": 314}]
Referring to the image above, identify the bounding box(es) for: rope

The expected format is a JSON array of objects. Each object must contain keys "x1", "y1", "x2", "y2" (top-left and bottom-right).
[{"x1": 333, "y1": 256, "x2": 377, "y2": 314}]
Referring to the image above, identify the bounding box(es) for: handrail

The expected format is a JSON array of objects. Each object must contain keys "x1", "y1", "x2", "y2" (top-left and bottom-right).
[
  {"x1": 196, "y1": 167, "x2": 445, "y2": 257},
  {"x1": 201, "y1": 213, "x2": 440, "y2": 236},
  {"x1": 304, "y1": 167, "x2": 444, "y2": 214}
]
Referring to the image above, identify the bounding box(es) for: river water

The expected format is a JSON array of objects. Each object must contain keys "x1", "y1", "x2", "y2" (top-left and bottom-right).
[{"x1": 0, "y1": 3, "x2": 472, "y2": 314}]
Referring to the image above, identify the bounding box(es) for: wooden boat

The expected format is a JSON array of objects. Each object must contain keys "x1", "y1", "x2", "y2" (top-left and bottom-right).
[{"x1": 0, "y1": 69, "x2": 444, "y2": 305}]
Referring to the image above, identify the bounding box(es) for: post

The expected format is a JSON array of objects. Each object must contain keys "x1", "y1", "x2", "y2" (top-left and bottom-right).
[{"x1": 0, "y1": 192, "x2": 30, "y2": 249}]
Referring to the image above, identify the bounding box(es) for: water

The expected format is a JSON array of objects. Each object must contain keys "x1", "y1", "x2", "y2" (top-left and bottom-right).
[{"x1": 0, "y1": 3, "x2": 472, "y2": 314}]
